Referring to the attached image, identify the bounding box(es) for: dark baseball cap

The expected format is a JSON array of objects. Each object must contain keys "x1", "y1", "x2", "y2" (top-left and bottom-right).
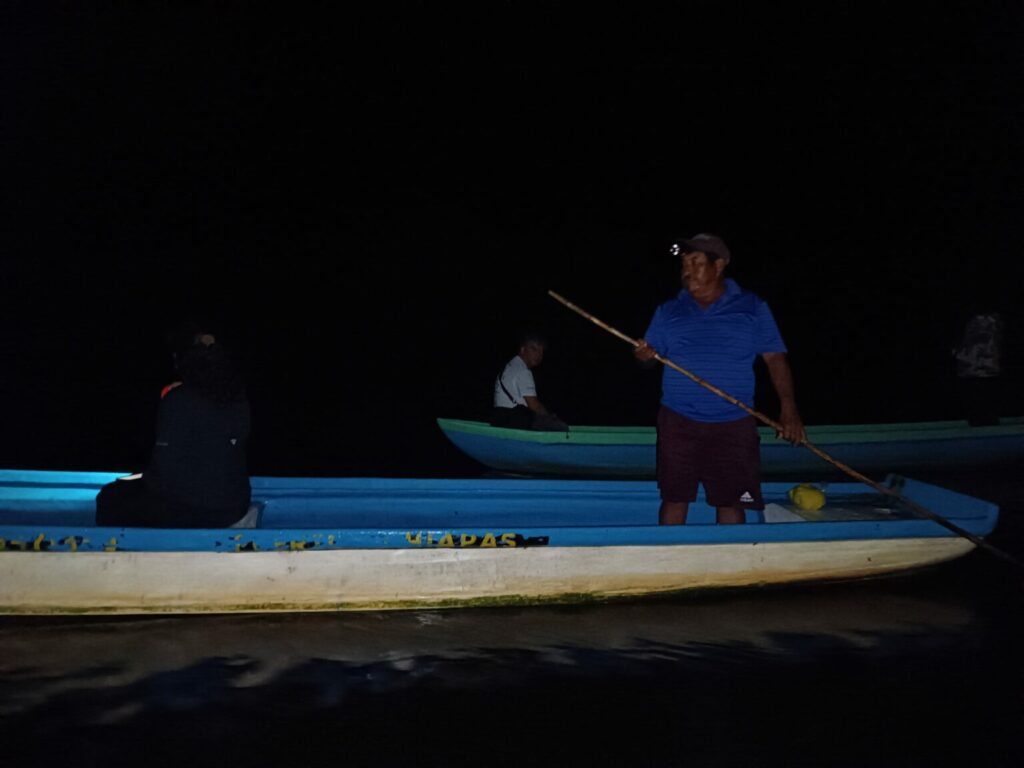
[{"x1": 670, "y1": 233, "x2": 731, "y2": 264}]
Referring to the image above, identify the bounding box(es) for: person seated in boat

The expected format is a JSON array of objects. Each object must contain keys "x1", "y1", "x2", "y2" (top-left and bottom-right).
[
  {"x1": 491, "y1": 332, "x2": 568, "y2": 431},
  {"x1": 951, "y1": 309, "x2": 1004, "y2": 427},
  {"x1": 95, "y1": 324, "x2": 252, "y2": 528},
  {"x1": 634, "y1": 232, "x2": 805, "y2": 526}
]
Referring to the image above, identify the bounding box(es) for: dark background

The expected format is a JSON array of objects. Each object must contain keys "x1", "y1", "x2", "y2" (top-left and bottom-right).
[{"x1": 3, "y1": 1, "x2": 1022, "y2": 476}]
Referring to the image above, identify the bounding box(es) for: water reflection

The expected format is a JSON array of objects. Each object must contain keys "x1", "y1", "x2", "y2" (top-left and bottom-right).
[
  {"x1": 2, "y1": 564, "x2": 1022, "y2": 768},
  {"x1": 0, "y1": 579, "x2": 981, "y2": 718}
]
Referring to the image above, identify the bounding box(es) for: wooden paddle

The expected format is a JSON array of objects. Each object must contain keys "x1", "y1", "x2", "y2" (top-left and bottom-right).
[{"x1": 548, "y1": 289, "x2": 1022, "y2": 569}]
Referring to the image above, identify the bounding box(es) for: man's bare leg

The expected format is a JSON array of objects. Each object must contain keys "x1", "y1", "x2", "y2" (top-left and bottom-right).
[
  {"x1": 659, "y1": 501, "x2": 688, "y2": 525},
  {"x1": 716, "y1": 506, "x2": 745, "y2": 524}
]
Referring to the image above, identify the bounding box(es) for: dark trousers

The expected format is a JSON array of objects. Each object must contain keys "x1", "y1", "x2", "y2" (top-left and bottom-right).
[
  {"x1": 490, "y1": 406, "x2": 569, "y2": 432},
  {"x1": 957, "y1": 377, "x2": 1002, "y2": 427},
  {"x1": 95, "y1": 479, "x2": 248, "y2": 528},
  {"x1": 490, "y1": 405, "x2": 535, "y2": 430}
]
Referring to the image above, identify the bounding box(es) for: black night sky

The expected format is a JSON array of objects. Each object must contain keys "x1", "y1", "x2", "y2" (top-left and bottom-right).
[{"x1": 3, "y1": 1, "x2": 1022, "y2": 476}]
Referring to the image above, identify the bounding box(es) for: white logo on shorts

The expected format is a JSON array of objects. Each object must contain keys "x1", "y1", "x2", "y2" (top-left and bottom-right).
[{"x1": 739, "y1": 491, "x2": 754, "y2": 503}]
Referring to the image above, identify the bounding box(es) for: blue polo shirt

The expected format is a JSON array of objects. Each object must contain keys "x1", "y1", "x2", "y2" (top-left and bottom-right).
[{"x1": 643, "y1": 279, "x2": 787, "y2": 422}]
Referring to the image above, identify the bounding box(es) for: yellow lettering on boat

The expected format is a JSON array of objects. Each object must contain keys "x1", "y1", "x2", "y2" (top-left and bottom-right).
[
  {"x1": 104, "y1": 538, "x2": 118, "y2": 552},
  {"x1": 33, "y1": 533, "x2": 45, "y2": 551},
  {"x1": 328, "y1": 535, "x2": 335, "y2": 546},
  {"x1": 0, "y1": 538, "x2": 5, "y2": 551},
  {"x1": 460, "y1": 534, "x2": 478, "y2": 547},
  {"x1": 438, "y1": 533, "x2": 455, "y2": 548},
  {"x1": 500, "y1": 533, "x2": 517, "y2": 548},
  {"x1": 69, "y1": 537, "x2": 78, "y2": 552},
  {"x1": 405, "y1": 532, "x2": 422, "y2": 546},
  {"x1": 289, "y1": 541, "x2": 307, "y2": 551},
  {"x1": 481, "y1": 533, "x2": 497, "y2": 548},
  {"x1": 427, "y1": 533, "x2": 436, "y2": 546}
]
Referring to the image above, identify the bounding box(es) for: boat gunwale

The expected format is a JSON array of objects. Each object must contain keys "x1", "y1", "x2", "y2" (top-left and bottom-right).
[
  {"x1": 0, "y1": 473, "x2": 1000, "y2": 553},
  {"x1": 437, "y1": 416, "x2": 1024, "y2": 446}
]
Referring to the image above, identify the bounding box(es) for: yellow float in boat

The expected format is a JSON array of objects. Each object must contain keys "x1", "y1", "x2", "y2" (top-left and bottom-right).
[{"x1": 788, "y1": 483, "x2": 826, "y2": 512}]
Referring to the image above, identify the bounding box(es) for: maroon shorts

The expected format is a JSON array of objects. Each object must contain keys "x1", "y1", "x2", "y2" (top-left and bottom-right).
[{"x1": 655, "y1": 406, "x2": 764, "y2": 509}]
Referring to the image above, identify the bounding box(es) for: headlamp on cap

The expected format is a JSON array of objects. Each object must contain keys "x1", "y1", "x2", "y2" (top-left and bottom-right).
[{"x1": 668, "y1": 233, "x2": 731, "y2": 264}]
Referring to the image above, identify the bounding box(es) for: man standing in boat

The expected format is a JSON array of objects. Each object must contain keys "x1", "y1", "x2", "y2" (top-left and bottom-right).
[
  {"x1": 491, "y1": 332, "x2": 568, "y2": 431},
  {"x1": 634, "y1": 233, "x2": 805, "y2": 525}
]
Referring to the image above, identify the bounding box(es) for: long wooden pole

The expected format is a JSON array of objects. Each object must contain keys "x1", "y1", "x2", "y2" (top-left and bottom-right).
[{"x1": 548, "y1": 290, "x2": 1022, "y2": 569}]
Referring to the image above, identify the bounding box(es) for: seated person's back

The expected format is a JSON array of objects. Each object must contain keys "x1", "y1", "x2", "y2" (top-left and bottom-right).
[
  {"x1": 95, "y1": 328, "x2": 251, "y2": 528},
  {"x1": 145, "y1": 383, "x2": 250, "y2": 521}
]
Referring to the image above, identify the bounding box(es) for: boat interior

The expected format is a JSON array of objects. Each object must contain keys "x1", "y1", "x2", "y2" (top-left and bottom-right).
[{"x1": 0, "y1": 471, "x2": 939, "y2": 530}]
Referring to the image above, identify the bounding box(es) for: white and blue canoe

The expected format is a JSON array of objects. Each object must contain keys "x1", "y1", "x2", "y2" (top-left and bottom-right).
[{"x1": 0, "y1": 469, "x2": 999, "y2": 615}]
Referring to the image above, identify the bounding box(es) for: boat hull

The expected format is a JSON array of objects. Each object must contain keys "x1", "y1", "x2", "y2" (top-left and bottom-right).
[
  {"x1": 0, "y1": 537, "x2": 974, "y2": 614},
  {"x1": 438, "y1": 417, "x2": 1024, "y2": 477},
  {"x1": 0, "y1": 470, "x2": 998, "y2": 614}
]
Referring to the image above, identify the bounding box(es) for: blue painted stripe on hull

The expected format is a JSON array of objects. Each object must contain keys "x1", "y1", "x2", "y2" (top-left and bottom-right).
[
  {"x1": 0, "y1": 519, "x2": 996, "y2": 553},
  {"x1": 443, "y1": 431, "x2": 656, "y2": 477}
]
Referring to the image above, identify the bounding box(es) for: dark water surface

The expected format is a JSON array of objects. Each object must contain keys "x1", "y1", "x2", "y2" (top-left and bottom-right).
[{"x1": 2, "y1": 471, "x2": 1022, "y2": 768}]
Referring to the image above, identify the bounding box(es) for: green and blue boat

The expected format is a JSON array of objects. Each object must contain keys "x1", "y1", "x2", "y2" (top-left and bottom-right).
[{"x1": 437, "y1": 417, "x2": 1024, "y2": 478}]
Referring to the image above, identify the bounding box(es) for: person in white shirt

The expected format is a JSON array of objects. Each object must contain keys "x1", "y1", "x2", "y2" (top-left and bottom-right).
[{"x1": 491, "y1": 333, "x2": 567, "y2": 431}]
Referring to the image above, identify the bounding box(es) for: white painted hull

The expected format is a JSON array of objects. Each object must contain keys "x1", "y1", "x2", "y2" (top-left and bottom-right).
[{"x1": 0, "y1": 537, "x2": 975, "y2": 614}]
